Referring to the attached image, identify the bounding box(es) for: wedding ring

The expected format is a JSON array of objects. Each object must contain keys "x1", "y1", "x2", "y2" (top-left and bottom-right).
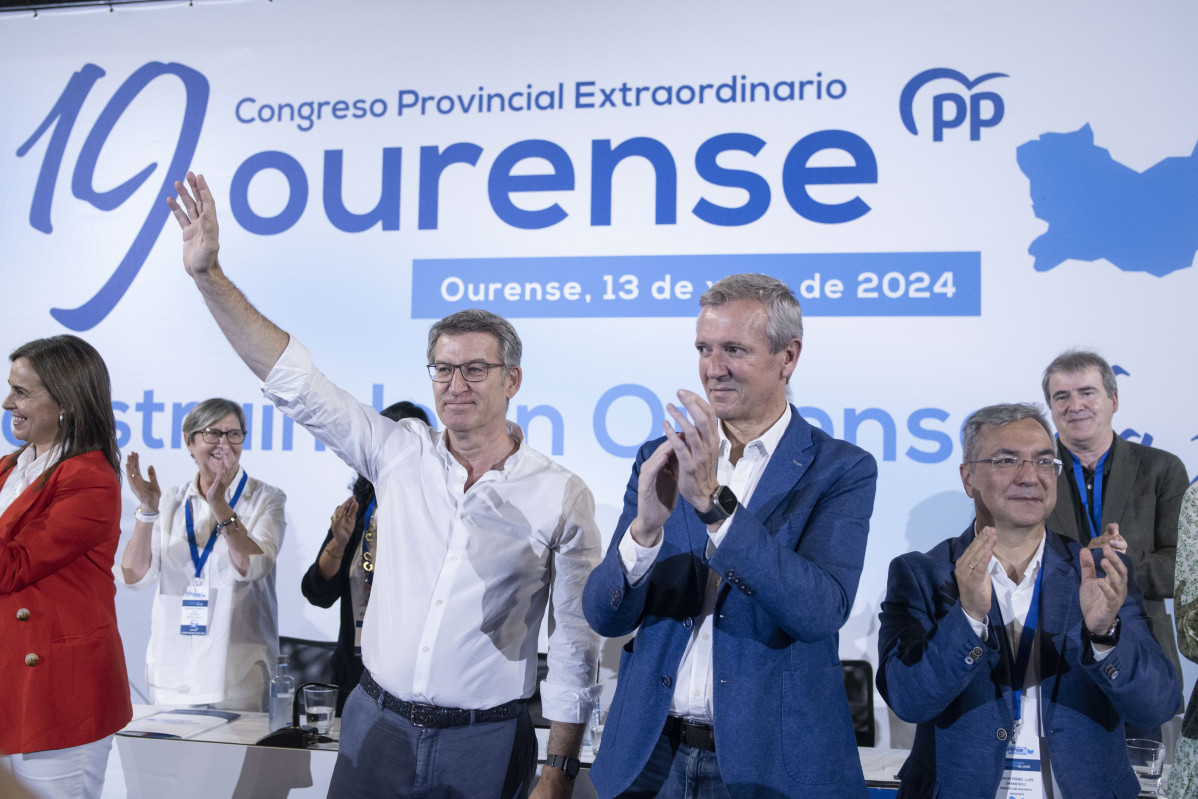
[{"x1": 968, "y1": 562, "x2": 977, "y2": 570}]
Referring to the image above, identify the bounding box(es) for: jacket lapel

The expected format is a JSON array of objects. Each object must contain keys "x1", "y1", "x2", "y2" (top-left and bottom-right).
[
  {"x1": 1101, "y1": 434, "x2": 1136, "y2": 528},
  {"x1": 745, "y1": 407, "x2": 812, "y2": 523},
  {"x1": 0, "y1": 460, "x2": 43, "y2": 542}
]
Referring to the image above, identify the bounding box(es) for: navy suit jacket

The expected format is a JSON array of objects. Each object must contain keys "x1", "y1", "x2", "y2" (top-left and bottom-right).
[
  {"x1": 583, "y1": 408, "x2": 877, "y2": 799},
  {"x1": 877, "y1": 525, "x2": 1181, "y2": 799}
]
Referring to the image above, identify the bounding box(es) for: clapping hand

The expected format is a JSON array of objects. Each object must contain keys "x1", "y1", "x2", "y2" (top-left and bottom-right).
[
  {"x1": 955, "y1": 526, "x2": 997, "y2": 622},
  {"x1": 1080, "y1": 544, "x2": 1127, "y2": 640},
  {"x1": 126, "y1": 452, "x2": 161, "y2": 513}
]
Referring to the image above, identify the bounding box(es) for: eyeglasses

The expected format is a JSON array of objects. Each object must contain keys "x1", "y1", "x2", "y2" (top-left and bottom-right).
[
  {"x1": 427, "y1": 362, "x2": 505, "y2": 383},
  {"x1": 199, "y1": 428, "x2": 246, "y2": 445},
  {"x1": 966, "y1": 457, "x2": 1063, "y2": 476}
]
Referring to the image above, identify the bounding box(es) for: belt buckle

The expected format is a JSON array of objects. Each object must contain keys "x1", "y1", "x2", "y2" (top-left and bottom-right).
[{"x1": 408, "y1": 703, "x2": 440, "y2": 728}]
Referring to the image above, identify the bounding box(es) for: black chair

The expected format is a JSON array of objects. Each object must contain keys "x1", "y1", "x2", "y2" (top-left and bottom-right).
[
  {"x1": 841, "y1": 659, "x2": 876, "y2": 747},
  {"x1": 279, "y1": 636, "x2": 338, "y2": 687}
]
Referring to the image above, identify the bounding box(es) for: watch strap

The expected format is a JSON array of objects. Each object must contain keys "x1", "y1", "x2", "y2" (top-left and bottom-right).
[{"x1": 544, "y1": 754, "x2": 580, "y2": 779}]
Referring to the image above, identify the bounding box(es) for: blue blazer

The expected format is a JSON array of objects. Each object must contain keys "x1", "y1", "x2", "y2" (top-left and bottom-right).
[
  {"x1": 877, "y1": 525, "x2": 1181, "y2": 799},
  {"x1": 583, "y1": 408, "x2": 877, "y2": 799}
]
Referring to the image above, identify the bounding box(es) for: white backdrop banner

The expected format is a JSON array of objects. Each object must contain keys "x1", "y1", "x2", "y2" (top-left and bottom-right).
[{"x1": 2, "y1": 0, "x2": 1196, "y2": 747}]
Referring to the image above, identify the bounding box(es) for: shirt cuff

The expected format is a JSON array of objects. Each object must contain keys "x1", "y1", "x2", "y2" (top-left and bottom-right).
[
  {"x1": 618, "y1": 531, "x2": 662, "y2": 586},
  {"x1": 538, "y1": 679, "x2": 601, "y2": 725},
  {"x1": 963, "y1": 607, "x2": 989, "y2": 642},
  {"x1": 260, "y1": 337, "x2": 313, "y2": 404}
]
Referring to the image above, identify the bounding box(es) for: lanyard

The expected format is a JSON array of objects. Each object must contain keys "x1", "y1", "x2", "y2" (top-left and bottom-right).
[
  {"x1": 993, "y1": 565, "x2": 1044, "y2": 727},
  {"x1": 185, "y1": 471, "x2": 248, "y2": 579},
  {"x1": 361, "y1": 498, "x2": 377, "y2": 587},
  {"x1": 1069, "y1": 447, "x2": 1109, "y2": 541}
]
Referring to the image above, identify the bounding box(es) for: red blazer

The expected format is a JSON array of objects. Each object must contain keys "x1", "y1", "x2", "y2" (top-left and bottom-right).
[{"x1": 0, "y1": 449, "x2": 131, "y2": 754}]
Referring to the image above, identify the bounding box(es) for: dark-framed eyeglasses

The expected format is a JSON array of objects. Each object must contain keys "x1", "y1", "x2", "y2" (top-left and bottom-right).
[
  {"x1": 199, "y1": 428, "x2": 246, "y2": 445},
  {"x1": 427, "y1": 362, "x2": 505, "y2": 383},
  {"x1": 966, "y1": 457, "x2": 1063, "y2": 476}
]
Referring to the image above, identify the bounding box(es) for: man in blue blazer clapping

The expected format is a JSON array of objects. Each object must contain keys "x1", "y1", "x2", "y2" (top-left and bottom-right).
[
  {"x1": 584, "y1": 273, "x2": 878, "y2": 798},
  {"x1": 877, "y1": 403, "x2": 1180, "y2": 798}
]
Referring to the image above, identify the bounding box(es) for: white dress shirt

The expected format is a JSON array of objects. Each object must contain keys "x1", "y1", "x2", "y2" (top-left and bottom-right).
[
  {"x1": 262, "y1": 338, "x2": 601, "y2": 723},
  {"x1": 118, "y1": 467, "x2": 286, "y2": 709},
  {"x1": 620, "y1": 406, "x2": 791, "y2": 722},
  {"x1": 0, "y1": 445, "x2": 59, "y2": 516}
]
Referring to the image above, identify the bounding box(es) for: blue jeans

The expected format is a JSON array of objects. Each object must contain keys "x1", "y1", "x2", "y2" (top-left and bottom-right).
[
  {"x1": 328, "y1": 684, "x2": 537, "y2": 799},
  {"x1": 618, "y1": 730, "x2": 731, "y2": 799}
]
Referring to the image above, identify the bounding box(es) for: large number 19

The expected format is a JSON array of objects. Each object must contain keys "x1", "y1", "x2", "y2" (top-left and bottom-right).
[{"x1": 16, "y1": 62, "x2": 208, "y2": 331}]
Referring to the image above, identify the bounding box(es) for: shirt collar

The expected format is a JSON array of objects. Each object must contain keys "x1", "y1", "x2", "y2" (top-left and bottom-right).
[
  {"x1": 718, "y1": 404, "x2": 792, "y2": 460},
  {"x1": 436, "y1": 420, "x2": 526, "y2": 470},
  {"x1": 987, "y1": 531, "x2": 1047, "y2": 586}
]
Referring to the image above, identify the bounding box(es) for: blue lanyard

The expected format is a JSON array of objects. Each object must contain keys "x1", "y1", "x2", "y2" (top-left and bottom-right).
[
  {"x1": 185, "y1": 471, "x2": 248, "y2": 579},
  {"x1": 993, "y1": 565, "x2": 1044, "y2": 726},
  {"x1": 361, "y1": 498, "x2": 377, "y2": 587},
  {"x1": 1069, "y1": 446, "x2": 1109, "y2": 541}
]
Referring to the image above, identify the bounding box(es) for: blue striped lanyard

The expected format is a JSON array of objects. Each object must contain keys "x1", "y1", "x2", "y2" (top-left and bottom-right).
[
  {"x1": 994, "y1": 565, "x2": 1044, "y2": 730},
  {"x1": 185, "y1": 471, "x2": 248, "y2": 579}
]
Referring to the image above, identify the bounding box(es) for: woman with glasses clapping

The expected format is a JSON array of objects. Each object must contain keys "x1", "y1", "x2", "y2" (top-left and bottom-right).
[{"x1": 118, "y1": 398, "x2": 286, "y2": 711}]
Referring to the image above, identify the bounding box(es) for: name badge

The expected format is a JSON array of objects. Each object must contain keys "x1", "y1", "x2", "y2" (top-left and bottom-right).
[
  {"x1": 180, "y1": 576, "x2": 210, "y2": 636},
  {"x1": 998, "y1": 726, "x2": 1045, "y2": 799}
]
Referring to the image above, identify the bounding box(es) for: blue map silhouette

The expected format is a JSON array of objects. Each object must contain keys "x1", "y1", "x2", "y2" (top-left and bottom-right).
[{"x1": 1016, "y1": 124, "x2": 1198, "y2": 276}]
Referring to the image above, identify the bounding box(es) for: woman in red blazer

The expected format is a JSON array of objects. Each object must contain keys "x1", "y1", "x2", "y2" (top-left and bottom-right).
[{"x1": 0, "y1": 335, "x2": 130, "y2": 799}]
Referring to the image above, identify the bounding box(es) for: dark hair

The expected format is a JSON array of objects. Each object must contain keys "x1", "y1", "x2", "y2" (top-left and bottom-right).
[
  {"x1": 182, "y1": 398, "x2": 246, "y2": 444},
  {"x1": 6, "y1": 335, "x2": 120, "y2": 483},
  {"x1": 426, "y1": 309, "x2": 522, "y2": 368},
  {"x1": 961, "y1": 402, "x2": 1053, "y2": 464},
  {"x1": 1041, "y1": 350, "x2": 1118, "y2": 403},
  {"x1": 699, "y1": 273, "x2": 804, "y2": 350},
  {"x1": 350, "y1": 401, "x2": 430, "y2": 505}
]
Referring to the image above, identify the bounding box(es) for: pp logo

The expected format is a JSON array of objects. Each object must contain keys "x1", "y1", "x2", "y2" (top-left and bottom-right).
[{"x1": 899, "y1": 68, "x2": 1007, "y2": 141}]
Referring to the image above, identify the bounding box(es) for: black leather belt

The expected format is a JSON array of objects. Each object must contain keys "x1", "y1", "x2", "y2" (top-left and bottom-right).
[
  {"x1": 663, "y1": 716, "x2": 716, "y2": 752},
  {"x1": 360, "y1": 671, "x2": 525, "y2": 728}
]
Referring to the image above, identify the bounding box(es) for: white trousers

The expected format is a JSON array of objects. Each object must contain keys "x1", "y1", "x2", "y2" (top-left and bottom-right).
[{"x1": 0, "y1": 735, "x2": 113, "y2": 799}]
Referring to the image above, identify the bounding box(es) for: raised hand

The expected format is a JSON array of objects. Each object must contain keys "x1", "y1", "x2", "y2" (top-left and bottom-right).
[
  {"x1": 125, "y1": 452, "x2": 162, "y2": 512},
  {"x1": 167, "y1": 171, "x2": 220, "y2": 278},
  {"x1": 662, "y1": 389, "x2": 721, "y2": 513},
  {"x1": 1080, "y1": 544, "x2": 1127, "y2": 637},
  {"x1": 204, "y1": 455, "x2": 236, "y2": 509},
  {"x1": 955, "y1": 526, "x2": 997, "y2": 622},
  {"x1": 330, "y1": 496, "x2": 359, "y2": 549},
  {"x1": 629, "y1": 439, "x2": 680, "y2": 547}
]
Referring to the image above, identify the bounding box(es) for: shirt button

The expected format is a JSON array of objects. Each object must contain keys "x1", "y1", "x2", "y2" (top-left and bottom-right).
[
  {"x1": 683, "y1": 618, "x2": 693, "y2": 629},
  {"x1": 996, "y1": 728, "x2": 1007, "y2": 741},
  {"x1": 436, "y1": 600, "x2": 444, "y2": 606},
  {"x1": 661, "y1": 676, "x2": 673, "y2": 688},
  {"x1": 449, "y1": 556, "x2": 458, "y2": 563},
  {"x1": 25, "y1": 653, "x2": 39, "y2": 667},
  {"x1": 16, "y1": 608, "x2": 30, "y2": 621},
  {"x1": 421, "y1": 646, "x2": 430, "y2": 653}
]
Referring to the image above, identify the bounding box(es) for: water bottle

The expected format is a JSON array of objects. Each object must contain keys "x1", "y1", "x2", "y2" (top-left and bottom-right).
[{"x1": 268, "y1": 656, "x2": 296, "y2": 731}]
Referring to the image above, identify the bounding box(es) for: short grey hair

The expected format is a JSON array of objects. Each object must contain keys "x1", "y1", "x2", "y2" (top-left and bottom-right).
[
  {"x1": 961, "y1": 403, "x2": 1053, "y2": 464},
  {"x1": 183, "y1": 398, "x2": 245, "y2": 443},
  {"x1": 1041, "y1": 350, "x2": 1117, "y2": 403},
  {"x1": 426, "y1": 309, "x2": 522, "y2": 368},
  {"x1": 699, "y1": 273, "x2": 803, "y2": 351}
]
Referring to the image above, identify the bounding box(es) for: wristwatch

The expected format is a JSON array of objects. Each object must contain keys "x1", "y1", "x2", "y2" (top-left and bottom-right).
[
  {"x1": 1087, "y1": 616, "x2": 1121, "y2": 646},
  {"x1": 695, "y1": 485, "x2": 737, "y2": 525},
  {"x1": 544, "y1": 754, "x2": 581, "y2": 780}
]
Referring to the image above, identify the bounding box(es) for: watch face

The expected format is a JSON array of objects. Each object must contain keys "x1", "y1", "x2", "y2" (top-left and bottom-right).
[{"x1": 716, "y1": 486, "x2": 737, "y2": 513}]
